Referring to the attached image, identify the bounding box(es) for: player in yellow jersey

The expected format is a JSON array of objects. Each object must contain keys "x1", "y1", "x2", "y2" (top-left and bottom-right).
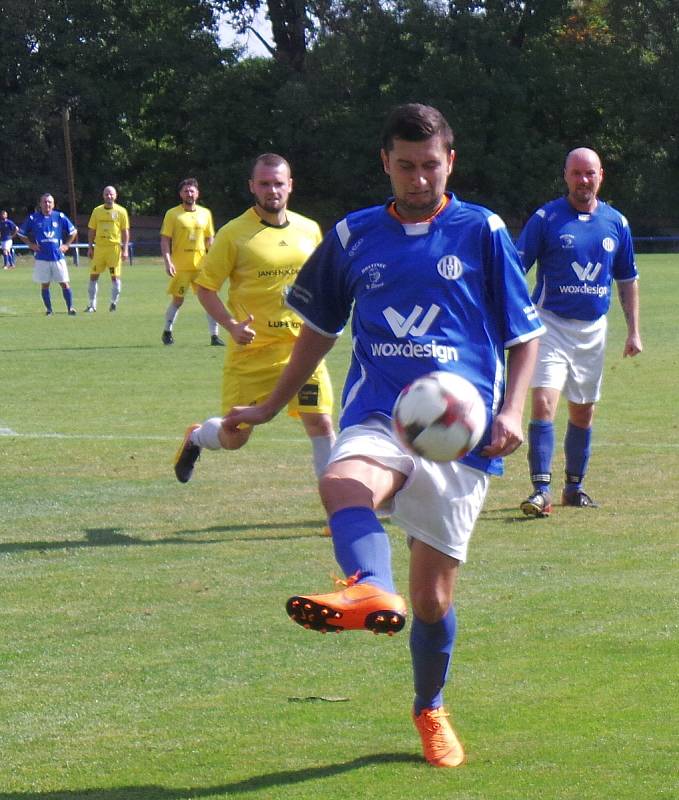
[
  {"x1": 85, "y1": 186, "x2": 130, "y2": 312},
  {"x1": 173, "y1": 153, "x2": 335, "y2": 485},
  {"x1": 160, "y1": 177, "x2": 223, "y2": 346}
]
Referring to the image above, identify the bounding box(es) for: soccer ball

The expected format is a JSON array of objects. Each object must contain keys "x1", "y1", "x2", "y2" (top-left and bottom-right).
[{"x1": 392, "y1": 371, "x2": 487, "y2": 462}]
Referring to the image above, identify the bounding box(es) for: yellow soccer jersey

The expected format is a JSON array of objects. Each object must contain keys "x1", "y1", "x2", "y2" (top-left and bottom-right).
[
  {"x1": 195, "y1": 207, "x2": 322, "y2": 347},
  {"x1": 160, "y1": 204, "x2": 215, "y2": 271},
  {"x1": 88, "y1": 203, "x2": 130, "y2": 247}
]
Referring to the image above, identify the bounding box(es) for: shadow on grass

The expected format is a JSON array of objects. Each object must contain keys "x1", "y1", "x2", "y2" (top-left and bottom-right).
[
  {"x1": 0, "y1": 752, "x2": 422, "y2": 799},
  {"x1": 0, "y1": 521, "x2": 327, "y2": 554},
  {"x1": 480, "y1": 506, "x2": 538, "y2": 524}
]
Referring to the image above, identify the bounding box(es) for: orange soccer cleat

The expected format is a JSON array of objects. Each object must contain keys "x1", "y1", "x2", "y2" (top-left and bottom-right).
[
  {"x1": 286, "y1": 574, "x2": 407, "y2": 635},
  {"x1": 413, "y1": 706, "x2": 466, "y2": 768}
]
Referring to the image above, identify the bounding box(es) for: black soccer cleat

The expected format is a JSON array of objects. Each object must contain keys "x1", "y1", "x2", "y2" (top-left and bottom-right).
[
  {"x1": 562, "y1": 489, "x2": 599, "y2": 508},
  {"x1": 162, "y1": 329, "x2": 174, "y2": 345},
  {"x1": 174, "y1": 424, "x2": 201, "y2": 483},
  {"x1": 520, "y1": 490, "x2": 553, "y2": 518}
]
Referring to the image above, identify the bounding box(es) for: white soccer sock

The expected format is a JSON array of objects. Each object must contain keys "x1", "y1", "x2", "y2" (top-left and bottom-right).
[
  {"x1": 111, "y1": 279, "x2": 121, "y2": 304},
  {"x1": 206, "y1": 312, "x2": 219, "y2": 336},
  {"x1": 311, "y1": 433, "x2": 336, "y2": 478},
  {"x1": 192, "y1": 417, "x2": 224, "y2": 450},
  {"x1": 164, "y1": 303, "x2": 179, "y2": 330},
  {"x1": 88, "y1": 279, "x2": 98, "y2": 307}
]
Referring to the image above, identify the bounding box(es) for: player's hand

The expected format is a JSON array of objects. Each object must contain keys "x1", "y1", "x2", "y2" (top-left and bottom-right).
[
  {"x1": 229, "y1": 314, "x2": 256, "y2": 345},
  {"x1": 59, "y1": 244, "x2": 69, "y2": 254},
  {"x1": 165, "y1": 262, "x2": 176, "y2": 277},
  {"x1": 482, "y1": 410, "x2": 524, "y2": 458},
  {"x1": 222, "y1": 403, "x2": 275, "y2": 433},
  {"x1": 623, "y1": 333, "x2": 642, "y2": 358}
]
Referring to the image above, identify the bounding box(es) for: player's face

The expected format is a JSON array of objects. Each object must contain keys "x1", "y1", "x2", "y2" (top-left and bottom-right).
[
  {"x1": 40, "y1": 195, "x2": 55, "y2": 215},
  {"x1": 179, "y1": 183, "x2": 199, "y2": 210},
  {"x1": 381, "y1": 135, "x2": 454, "y2": 222},
  {"x1": 249, "y1": 163, "x2": 292, "y2": 215},
  {"x1": 103, "y1": 186, "x2": 117, "y2": 207},
  {"x1": 564, "y1": 152, "x2": 603, "y2": 211}
]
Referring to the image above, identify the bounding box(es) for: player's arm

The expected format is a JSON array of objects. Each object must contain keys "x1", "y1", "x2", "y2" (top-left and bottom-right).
[
  {"x1": 121, "y1": 224, "x2": 130, "y2": 261},
  {"x1": 88, "y1": 226, "x2": 96, "y2": 258},
  {"x1": 196, "y1": 285, "x2": 255, "y2": 345},
  {"x1": 617, "y1": 278, "x2": 642, "y2": 357},
  {"x1": 224, "y1": 325, "x2": 336, "y2": 430},
  {"x1": 60, "y1": 227, "x2": 77, "y2": 254},
  {"x1": 205, "y1": 235, "x2": 214, "y2": 252},
  {"x1": 483, "y1": 337, "x2": 539, "y2": 458},
  {"x1": 160, "y1": 234, "x2": 175, "y2": 276}
]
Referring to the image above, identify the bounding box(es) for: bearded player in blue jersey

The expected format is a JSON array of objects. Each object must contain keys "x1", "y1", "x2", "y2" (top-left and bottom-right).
[
  {"x1": 517, "y1": 148, "x2": 642, "y2": 518},
  {"x1": 17, "y1": 193, "x2": 78, "y2": 315},
  {"x1": 224, "y1": 104, "x2": 544, "y2": 768}
]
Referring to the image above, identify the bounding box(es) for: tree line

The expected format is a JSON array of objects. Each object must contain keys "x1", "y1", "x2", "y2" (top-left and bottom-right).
[{"x1": 2, "y1": 0, "x2": 677, "y2": 233}]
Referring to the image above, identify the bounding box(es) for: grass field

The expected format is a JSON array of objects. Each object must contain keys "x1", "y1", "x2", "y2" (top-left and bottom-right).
[{"x1": 1, "y1": 255, "x2": 677, "y2": 800}]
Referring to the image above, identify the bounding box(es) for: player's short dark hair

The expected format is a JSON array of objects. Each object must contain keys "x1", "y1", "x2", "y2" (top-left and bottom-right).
[
  {"x1": 178, "y1": 177, "x2": 199, "y2": 192},
  {"x1": 250, "y1": 153, "x2": 291, "y2": 178},
  {"x1": 381, "y1": 104, "x2": 454, "y2": 152}
]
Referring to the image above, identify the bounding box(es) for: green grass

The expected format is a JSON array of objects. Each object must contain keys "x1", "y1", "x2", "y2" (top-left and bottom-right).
[{"x1": 1, "y1": 255, "x2": 677, "y2": 799}]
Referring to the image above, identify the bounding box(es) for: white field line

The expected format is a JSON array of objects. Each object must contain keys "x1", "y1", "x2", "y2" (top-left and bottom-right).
[
  {"x1": 0, "y1": 428, "x2": 307, "y2": 444},
  {"x1": 0, "y1": 427, "x2": 676, "y2": 448}
]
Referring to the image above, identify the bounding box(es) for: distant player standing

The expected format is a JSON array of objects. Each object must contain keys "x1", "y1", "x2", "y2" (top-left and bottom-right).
[
  {"x1": 173, "y1": 153, "x2": 335, "y2": 485},
  {"x1": 17, "y1": 193, "x2": 77, "y2": 315},
  {"x1": 85, "y1": 186, "x2": 130, "y2": 312},
  {"x1": 1, "y1": 210, "x2": 18, "y2": 268},
  {"x1": 223, "y1": 107, "x2": 543, "y2": 768},
  {"x1": 518, "y1": 147, "x2": 642, "y2": 518},
  {"x1": 160, "y1": 177, "x2": 223, "y2": 346}
]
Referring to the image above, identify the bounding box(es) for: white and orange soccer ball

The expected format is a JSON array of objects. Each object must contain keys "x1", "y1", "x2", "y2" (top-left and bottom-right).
[{"x1": 392, "y1": 371, "x2": 487, "y2": 462}]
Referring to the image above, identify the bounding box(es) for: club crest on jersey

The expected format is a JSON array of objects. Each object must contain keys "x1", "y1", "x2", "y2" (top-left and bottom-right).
[
  {"x1": 560, "y1": 234, "x2": 576, "y2": 249},
  {"x1": 436, "y1": 255, "x2": 464, "y2": 280},
  {"x1": 602, "y1": 237, "x2": 616, "y2": 253},
  {"x1": 362, "y1": 262, "x2": 387, "y2": 290}
]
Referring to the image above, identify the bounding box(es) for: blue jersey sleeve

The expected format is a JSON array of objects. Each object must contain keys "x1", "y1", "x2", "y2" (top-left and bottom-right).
[
  {"x1": 486, "y1": 215, "x2": 543, "y2": 347},
  {"x1": 515, "y1": 209, "x2": 544, "y2": 273},
  {"x1": 612, "y1": 216, "x2": 638, "y2": 282},
  {"x1": 286, "y1": 223, "x2": 354, "y2": 336}
]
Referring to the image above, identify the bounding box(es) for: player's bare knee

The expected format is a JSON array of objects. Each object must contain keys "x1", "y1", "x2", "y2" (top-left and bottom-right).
[
  {"x1": 217, "y1": 424, "x2": 250, "y2": 450},
  {"x1": 410, "y1": 591, "x2": 451, "y2": 624},
  {"x1": 319, "y1": 473, "x2": 374, "y2": 513}
]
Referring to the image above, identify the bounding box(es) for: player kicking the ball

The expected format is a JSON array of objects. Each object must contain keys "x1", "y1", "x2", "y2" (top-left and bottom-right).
[{"x1": 224, "y1": 105, "x2": 544, "y2": 767}]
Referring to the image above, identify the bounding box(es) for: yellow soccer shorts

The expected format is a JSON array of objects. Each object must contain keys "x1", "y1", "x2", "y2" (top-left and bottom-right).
[
  {"x1": 167, "y1": 269, "x2": 200, "y2": 298},
  {"x1": 90, "y1": 244, "x2": 123, "y2": 278},
  {"x1": 221, "y1": 340, "x2": 333, "y2": 419},
  {"x1": 91, "y1": 244, "x2": 123, "y2": 277}
]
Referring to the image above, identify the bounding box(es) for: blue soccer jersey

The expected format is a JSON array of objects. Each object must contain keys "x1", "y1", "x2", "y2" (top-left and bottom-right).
[
  {"x1": 19, "y1": 211, "x2": 76, "y2": 261},
  {"x1": 516, "y1": 196, "x2": 638, "y2": 321},
  {"x1": 287, "y1": 194, "x2": 544, "y2": 475},
  {"x1": 0, "y1": 218, "x2": 17, "y2": 239}
]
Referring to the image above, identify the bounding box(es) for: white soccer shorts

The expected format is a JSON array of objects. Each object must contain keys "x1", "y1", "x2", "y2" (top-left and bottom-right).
[
  {"x1": 329, "y1": 416, "x2": 489, "y2": 563},
  {"x1": 531, "y1": 308, "x2": 607, "y2": 405},
  {"x1": 1, "y1": 238, "x2": 12, "y2": 254},
  {"x1": 32, "y1": 258, "x2": 70, "y2": 284}
]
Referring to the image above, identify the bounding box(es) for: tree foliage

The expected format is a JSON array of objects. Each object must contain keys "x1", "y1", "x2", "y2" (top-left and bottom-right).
[{"x1": 2, "y1": 0, "x2": 678, "y2": 233}]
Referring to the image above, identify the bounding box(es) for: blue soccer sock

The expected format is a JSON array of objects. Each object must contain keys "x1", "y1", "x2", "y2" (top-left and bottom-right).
[
  {"x1": 564, "y1": 422, "x2": 592, "y2": 492},
  {"x1": 41, "y1": 287, "x2": 52, "y2": 312},
  {"x1": 528, "y1": 419, "x2": 555, "y2": 492},
  {"x1": 329, "y1": 506, "x2": 395, "y2": 592},
  {"x1": 411, "y1": 606, "x2": 457, "y2": 716},
  {"x1": 61, "y1": 286, "x2": 73, "y2": 310}
]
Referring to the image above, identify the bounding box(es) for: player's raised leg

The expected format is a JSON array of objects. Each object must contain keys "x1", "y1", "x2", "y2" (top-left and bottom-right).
[{"x1": 286, "y1": 454, "x2": 407, "y2": 634}]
